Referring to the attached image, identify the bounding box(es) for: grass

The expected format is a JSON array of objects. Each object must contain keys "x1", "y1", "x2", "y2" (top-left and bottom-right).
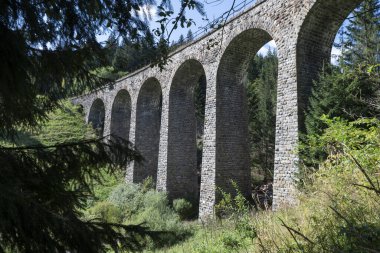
[{"x1": 0, "y1": 100, "x2": 95, "y2": 147}]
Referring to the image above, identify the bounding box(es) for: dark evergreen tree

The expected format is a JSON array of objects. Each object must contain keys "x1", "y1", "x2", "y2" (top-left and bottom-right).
[
  {"x1": 339, "y1": 0, "x2": 380, "y2": 66},
  {"x1": 178, "y1": 34, "x2": 186, "y2": 45},
  {"x1": 246, "y1": 49, "x2": 278, "y2": 183},
  {"x1": 302, "y1": 65, "x2": 380, "y2": 164},
  {"x1": 187, "y1": 29, "x2": 194, "y2": 41},
  {"x1": 306, "y1": 65, "x2": 380, "y2": 135},
  {"x1": 0, "y1": 0, "x2": 204, "y2": 252},
  {"x1": 110, "y1": 30, "x2": 158, "y2": 73},
  {"x1": 303, "y1": 0, "x2": 380, "y2": 165}
]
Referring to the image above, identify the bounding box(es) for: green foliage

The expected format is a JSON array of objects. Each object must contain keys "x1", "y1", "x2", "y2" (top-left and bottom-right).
[
  {"x1": 108, "y1": 182, "x2": 145, "y2": 215},
  {"x1": 88, "y1": 201, "x2": 124, "y2": 224},
  {"x1": 273, "y1": 117, "x2": 380, "y2": 253},
  {"x1": 156, "y1": 117, "x2": 380, "y2": 253},
  {"x1": 215, "y1": 181, "x2": 250, "y2": 219},
  {"x1": 173, "y1": 199, "x2": 193, "y2": 220},
  {"x1": 91, "y1": 66, "x2": 128, "y2": 81},
  {"x1": 305, "y1": 0, "x2": 380, "y2": 167},
  {"x1": 337, "y1": 0, "x2": 380, "y2": 67},
  {"x1": 178, "y1": 34, "x2": 185, "y2": 45},
  {"x1": 106, "y1": 31, "x2": 159, "y2": 74},
  {"x1": 0, "y1": 99, "x2": 145, "y2": 252},
  {"x1": 302, "y1": 64, "x2": 380, "y2": 166},
  {"x1": 86, "y1": 178, "x2": 191, "y2": 250},
  {"x1": 0, "y1": 0, "x2": 204, "y2": 251},
  {"x1": 246, "y1": 50, "x2": 278, "y2": 183},
  {"x1": 89, "y1": 169, "x2": 123, "y2": 205},
  {"x1": 160, "y1": 206, "x2": 257, "y2": 253},
  {"x1": 194, "y1": 75, "x2": 207, "y2": 123},
  {"x1": 37, "y1": 101, "x2": 95, "y2": 144},
  {"x1": 1, "y1": 101, "x2": 96, "y2": 147},
  {"x1": 194, "y1": 74, "x2": 207, "y2": 174},
  {"x1": 165, "y1": 214, "x2": 257, "y2": 253},
  {"x1": 0, "y1": 0, "x2": 159, "y2": 135},
  {"x1": 306, "y1": 64, "x2": 380, "y2": 136},
  {"x1": 0, "y1": 132, "x2": 142, "y2": 253},
  {"x1": 220, "y1": 231, "x2": 243, "y2": 251},
  {"x1": 140, "y1": 176, "x2": 156, "y2": 192}
]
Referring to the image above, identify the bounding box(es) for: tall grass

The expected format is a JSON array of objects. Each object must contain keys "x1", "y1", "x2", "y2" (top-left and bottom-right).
[{"x1": 156, "y1": 117, "x2": 380, "y2": 253}]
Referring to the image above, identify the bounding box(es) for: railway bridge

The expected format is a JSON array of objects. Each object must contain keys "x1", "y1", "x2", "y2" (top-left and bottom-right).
[{"x1": 73, "y1": 0, "x2": 363, "y2": 219}]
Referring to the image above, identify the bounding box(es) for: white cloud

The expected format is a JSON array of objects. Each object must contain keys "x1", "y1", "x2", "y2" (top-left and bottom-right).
[{"x1": 136, "y1": 5, "x2": 157, "y2": 20}]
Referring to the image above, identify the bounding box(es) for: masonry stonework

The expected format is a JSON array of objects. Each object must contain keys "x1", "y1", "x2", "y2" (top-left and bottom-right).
[
  {"x1": 133, "y1": 78, "x2": 162, "y2": 184},
  {"x1": 72, "y1": 0, "x2": 365, "y2": 219},
  {"x1": 110, "y1": 90, "x2": 131, "y2": 142}
]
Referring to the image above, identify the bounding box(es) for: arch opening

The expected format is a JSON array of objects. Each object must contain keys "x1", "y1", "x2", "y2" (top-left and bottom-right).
[
  {"x1": 214, "y1": 28, "x2": 277, "y2": 206},
  {"x1": 297, "y1": 0, "x2": 365, "y2": 130},
  {"x1": 167, "y1": 59, "x2": 206, "y2": 208},
  {"x1": 110, "y1": 90, "x2": 132, "y2": 141},
  {"x1": 88, "y1": 98, "x2": 105, "y2": 137},
  {"x1": 134, "y1": 78, "x2": 162, "y2": 184}
]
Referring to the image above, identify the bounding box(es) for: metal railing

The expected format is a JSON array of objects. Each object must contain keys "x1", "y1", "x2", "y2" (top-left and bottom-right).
[
  {"x1": 192, "y1": 0, "x2": 259, "y2": 41},
  {"x1": 75, "y1": 0, "x2": 265, "y2": 97}
]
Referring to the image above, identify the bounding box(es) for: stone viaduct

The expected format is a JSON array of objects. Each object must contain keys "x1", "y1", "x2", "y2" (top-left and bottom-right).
[{"x1": 72, "y1": 0, "x2": 364, "y2": 219}]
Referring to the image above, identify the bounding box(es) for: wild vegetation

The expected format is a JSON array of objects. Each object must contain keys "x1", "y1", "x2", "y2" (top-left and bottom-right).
[
  {"x1": 0, "y1": 0, "x2": 207, "y2": 252},
  {"x1": 10, "y1": 95, "x2": 379, "y2": 253},
  {"x1": 1, "y1": 0, "x2": 380, "y2": 252},
  {"x1": 247, "y1": 49, "x2": 278, "y2": 187}
]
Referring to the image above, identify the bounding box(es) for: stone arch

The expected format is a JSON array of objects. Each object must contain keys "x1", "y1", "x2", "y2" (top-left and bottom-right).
[
  {"x1": 110, "y1": 89, "x2": 132, "y2": 141},
  {"x1": 88, "y1": 98, "x2": 105, "y2": 137},
  {"x1": 215, "y1": 28, "x2": 275, "y2": 200},
  {"x1": 297, "y1": 0, "x2": 363, "y2": 129},
  {"x1": 134, "y1": 78, "x2": 162, "y2": 184},
  {"x1": 167, "y1": 59, "x2": 206, "y2": 203}
]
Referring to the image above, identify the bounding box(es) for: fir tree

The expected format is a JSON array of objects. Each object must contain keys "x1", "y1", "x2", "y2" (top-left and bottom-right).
[
  {"x1": 178, "y1": 34, "x2": 186, "y2": 45},
  {"x1": 305, "y1": 65, "x2": 380, "y2": 136},
  {"x1": 246, "y1": 49, "x2": 278, "y2": 183},
  {"x1": 0, "y1": 0, "x2": 205, "y2": 252},
  {"x1": 304, "y1": 0, "x2": 380, "y2": 165},
  {"x1": 110, "y1": 30, "x2": 158, "y2": 73},
  {"x1": 187, "y1": 29, "x2": 194, "y2": 41},
  {"x1": 302, "y1": 64, "x2": 380, "y2": 166},
  {"x1": 340, "y1": 0, "x2": 380, "y2": 66}
]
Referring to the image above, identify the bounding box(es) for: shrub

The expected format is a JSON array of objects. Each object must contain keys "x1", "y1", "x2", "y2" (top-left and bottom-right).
[
  {"x1": 214, "y1": 180, "x2": 250, "y2": 218},
  {"x1": 86, "y1": 178, "x2": 192, "y2": 250},
  {"x1": 87, "y1": 201, "x2": 123, "y2": 224},
  {"x1": 173, "y1": 199, "x2": 193, "y2": 220},
  {"x1": 140, "y1": 176, "x2": 155, "y2": 193},
  {"x1": 108, "y1": 182, "x2": 144, "y2": 217},
  {"x1": 220, "y1": 231, "x2": 242, "y2": 251}
]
